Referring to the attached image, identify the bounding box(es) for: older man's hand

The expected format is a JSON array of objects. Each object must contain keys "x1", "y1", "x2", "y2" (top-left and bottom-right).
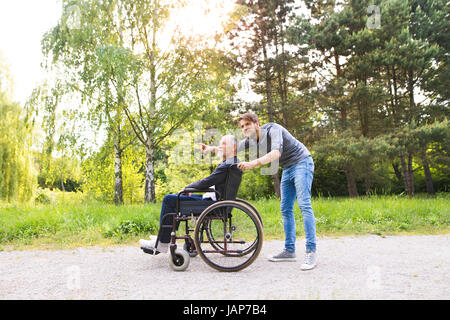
[{"x1": 199, "y1": 143, "x2": 209, "y2": 154}]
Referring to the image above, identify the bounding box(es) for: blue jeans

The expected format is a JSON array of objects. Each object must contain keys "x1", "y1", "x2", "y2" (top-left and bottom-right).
[
  {"x1": 158, "y1": 194, "x2": 203, "y2": 243},
  {"x1": 280, "y1": 156, "x2": 316, "y2": 252}
]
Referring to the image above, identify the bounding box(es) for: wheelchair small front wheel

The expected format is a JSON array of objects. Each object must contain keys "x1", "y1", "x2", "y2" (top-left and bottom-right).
[
  {"x1": 169, "y1": 248, "x2": 190, "y2": 271},
  {"x1": 183, "y1": 241, "x2": 198, "y2": 257}
]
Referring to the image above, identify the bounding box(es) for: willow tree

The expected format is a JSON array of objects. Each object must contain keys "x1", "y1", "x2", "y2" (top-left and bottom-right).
[
  {"x1": 0, "y1": 93, "x2": 36, "y2": 202},
  {"x1": 0, "y1": 58, "x2": 36, "y2": 202}
]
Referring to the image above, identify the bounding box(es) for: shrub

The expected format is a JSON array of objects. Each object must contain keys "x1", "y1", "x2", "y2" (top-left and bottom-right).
[{"x1": 103, "y1": 219, "x2": 156, "y2": 238}]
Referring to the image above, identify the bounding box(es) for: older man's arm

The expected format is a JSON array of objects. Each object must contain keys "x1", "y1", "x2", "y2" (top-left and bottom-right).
[
  {"x1": 199, "y1": 143, "x2": 219, "y2": 155},
  {"x1": 185, "y1": 164, "x2": 227, "y2": 190}
]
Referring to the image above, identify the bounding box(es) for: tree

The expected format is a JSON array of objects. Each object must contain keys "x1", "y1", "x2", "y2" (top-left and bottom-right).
[
  {"x1": 43, "y1": 0, "x2": 226, "y2": 203},
  {"x1": 409, "y1": 0, "x2": 449, "y2": 105},
  {"x1": 376, "y1": 0, "x2": 441, "y2": 196},
  {"x1": 227, "y1": 0, "x2": 315, "y2": 198},
  {"x1": 0, "y1": 92, "x2": 36, "y2": 201},
  {"x1": 296, "y1": 0, "x2": 448, "y2": 197},
  {"x1": 41, "y1": 1, "x2": 140, "y2": 204},
  {"x1": 297, "y1": 0, "x2": 378, "y2": 196}
]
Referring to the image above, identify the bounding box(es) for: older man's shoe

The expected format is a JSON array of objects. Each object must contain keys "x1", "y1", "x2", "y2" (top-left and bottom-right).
[{"x1": 139, "y1": 239, "x2": 168, "y2": 255}]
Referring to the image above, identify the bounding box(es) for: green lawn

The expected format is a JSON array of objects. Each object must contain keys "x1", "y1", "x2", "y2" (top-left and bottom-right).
[{"x1": 0, "y1": 192, "x2": 448, "y2": 250}]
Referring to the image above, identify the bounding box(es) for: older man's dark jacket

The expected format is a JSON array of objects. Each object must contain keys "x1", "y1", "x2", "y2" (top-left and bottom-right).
[{"x1": 185, "y1": 156, "x2": 242, "y2": 200}]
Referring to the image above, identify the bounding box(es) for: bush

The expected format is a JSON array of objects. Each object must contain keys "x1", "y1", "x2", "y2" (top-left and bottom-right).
[
  {"x1": 237, "y1": 167, "x2": 274, "y2": 200},
  {"x1": 103, "y1": 219, "x2": 157, "y2": 238},
  {"x1": 35, "y1": 193, "x2": 51, "y2": 204}
]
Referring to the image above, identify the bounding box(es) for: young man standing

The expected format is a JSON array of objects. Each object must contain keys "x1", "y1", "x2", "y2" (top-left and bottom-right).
[{"x1": 202, "y1": 113, "x2": 317, "y2": 270}]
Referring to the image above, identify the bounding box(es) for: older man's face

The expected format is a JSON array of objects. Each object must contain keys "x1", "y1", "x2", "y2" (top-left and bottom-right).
[{"x1": 219, "y1": 137, "x2": 236, "y2": 159}]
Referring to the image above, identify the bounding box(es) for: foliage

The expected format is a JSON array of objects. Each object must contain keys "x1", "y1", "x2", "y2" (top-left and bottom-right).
[
  {"x1": 40, "y1": 0, "x2": 236, "y2": 203},
  {"x1": 237, "y1": 167, "x2": 274, "y2": 200},
  {"x1": 81, "y1": 138, "x2": 145, "y2": 203},
  {"x1": 1, "y1": 0, "x2": 449, "y2": 204},
  {"x1": 0, "y1": 93, "x2": 36, "y2": 202}
]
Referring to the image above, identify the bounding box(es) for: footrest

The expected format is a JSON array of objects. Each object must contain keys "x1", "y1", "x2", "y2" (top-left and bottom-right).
[{"x1": 141, "y1": 247, "x2": 160, "y2": 255}]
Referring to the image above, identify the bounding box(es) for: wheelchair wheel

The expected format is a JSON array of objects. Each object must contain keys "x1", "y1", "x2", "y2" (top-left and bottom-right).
[
  {"x1": 169, "y1": 248, "x2": 190, "y2": 271},
  {"x1": 235, "y1": 198, "x2": 263, "y2": 228},
  {"x1": 202, "y1": 201, "x2": 260, "y2": 257},
  {"x1": 193, "y1": 200, "x2": 263, "y2": 272}
]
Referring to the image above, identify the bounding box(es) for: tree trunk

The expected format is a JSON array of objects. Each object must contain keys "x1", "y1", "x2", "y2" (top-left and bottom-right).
[
  {"x1": 420, "y1": 151, "x2": 434, "y2": 195},
  {"x1": 364, "y1": 176, "x2": 372, "y2": 195},
  {"x1": 261, "y1": 29, "x2": 281, "y2": 199},
  {"x1": 407, "y1": 152, "x2": 415, "y2": 197},
  {"x1": 114, "y1": 139, "x2": 124, "y2": 205},
  {"x1": 274, "y1": 16, "x2": 289, "y2": 128},
  {"x1": 144, "y1": 144, "x2": 156, "y2": 203},
  {"x1": 408, "y1": 69, "x2": 415, "y2": 122},
  {"x1": 392, "y1": 161, "x2": 402, "y2": 183},
  {"x1": 400, "y1": 154, "x2": 414, "y2": 197},
  {"x1": 143, "y1": 17, "x2": 157, "y2": 204},
  {"x1": 344, "y1": 162, "x2": 359, "y2": 197},
  {"x1": 363, "y1": 159, "x2": 372, "y2": 195}
]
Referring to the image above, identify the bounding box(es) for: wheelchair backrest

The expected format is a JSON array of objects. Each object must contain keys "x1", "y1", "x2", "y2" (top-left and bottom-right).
[{"x1": 221, "y1": 164, "x2": 243, "y2": 201}]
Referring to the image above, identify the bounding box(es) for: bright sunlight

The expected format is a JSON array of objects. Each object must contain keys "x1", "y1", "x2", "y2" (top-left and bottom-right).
[{"x1": 161, "y1": 0, "x2": 236, "y2": 48}]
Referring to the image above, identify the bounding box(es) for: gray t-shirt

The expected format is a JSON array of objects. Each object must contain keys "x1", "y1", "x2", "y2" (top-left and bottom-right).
[{"x1": 237, "y1": 123, "x2": 310, "y2": 168}]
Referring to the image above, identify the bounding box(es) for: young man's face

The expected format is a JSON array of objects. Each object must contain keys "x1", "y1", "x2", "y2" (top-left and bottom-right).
[{"x1": 239, "y1": 119, "x2": 260, "y2": 140}]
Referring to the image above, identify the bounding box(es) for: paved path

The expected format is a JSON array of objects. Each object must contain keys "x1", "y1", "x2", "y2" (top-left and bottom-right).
[{"x1": 0, "y1": 235, "x2": 448, "y2": 299}]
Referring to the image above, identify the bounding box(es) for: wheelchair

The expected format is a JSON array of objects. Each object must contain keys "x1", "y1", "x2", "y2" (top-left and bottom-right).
[{"x1": 141, "y1": 168, "x2": 264, "y2": 272}]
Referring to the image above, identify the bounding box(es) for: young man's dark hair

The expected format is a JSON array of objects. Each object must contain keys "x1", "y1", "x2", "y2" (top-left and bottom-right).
[{"x1": 237, "y1": 112, "x2": 260, "y2": 125}]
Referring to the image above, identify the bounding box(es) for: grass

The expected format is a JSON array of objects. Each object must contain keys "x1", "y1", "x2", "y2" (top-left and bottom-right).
[
  {"x1": 254, "y1": 193, "x2": 450, "y2": 240},
  {"x1": 0, "y1": 191, "x2": 449, "y2": 250}
]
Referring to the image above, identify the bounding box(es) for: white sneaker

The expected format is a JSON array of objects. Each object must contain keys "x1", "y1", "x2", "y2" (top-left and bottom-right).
[
  {"x1": 300, "y1": 251, "x2": 317, "y2": 270},
  {"x1": 139, "y1": 239, "x2": 155, "y2": 248}
]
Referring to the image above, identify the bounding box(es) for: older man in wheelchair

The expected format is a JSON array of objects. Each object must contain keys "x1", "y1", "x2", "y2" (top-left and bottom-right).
[
  {"x1": 139, "y1": 135, "x2": 263, "y2": 272},
  {"x1": 139, "y1": 134, "x2": 242, "y2": 254}
]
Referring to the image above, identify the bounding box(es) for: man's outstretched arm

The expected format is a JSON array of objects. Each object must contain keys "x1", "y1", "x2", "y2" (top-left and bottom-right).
[{"x1": 200, "y1": 143, "x2": 219, "y2": 155}]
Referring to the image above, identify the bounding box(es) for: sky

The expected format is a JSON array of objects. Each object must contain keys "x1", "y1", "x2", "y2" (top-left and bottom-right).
[
  {"x1": 0, "y1": 0, "x2": 252, "y2": 106},
  {"x1": 0, "y1": 0, "x2": 62, "y2": 105},
  {"x1": 0, "y1": 0, "x2": 252, "y2": 155}
]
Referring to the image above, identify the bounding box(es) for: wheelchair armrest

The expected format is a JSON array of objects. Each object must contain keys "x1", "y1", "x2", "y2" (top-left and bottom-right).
[
  {"x1": 178, "y1": 188, "x2": 222, "y2": 200},
  {"x1": 176, "y1": 188, "x2": 221, "y2": 215},
  {"x1": 182, "y1": 188, "x2": 216, "y2": 193}
]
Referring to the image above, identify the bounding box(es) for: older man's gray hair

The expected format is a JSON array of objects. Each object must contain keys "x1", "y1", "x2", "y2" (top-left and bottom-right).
[{"x1": 222, "y1": 134, "x2": 238, "y2": 147}]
